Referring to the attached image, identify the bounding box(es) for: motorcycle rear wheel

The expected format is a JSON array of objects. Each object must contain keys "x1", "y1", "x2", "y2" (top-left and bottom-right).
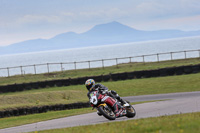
[{"x1": 98, "y1": 105, "x2": 116, "y2": 120}]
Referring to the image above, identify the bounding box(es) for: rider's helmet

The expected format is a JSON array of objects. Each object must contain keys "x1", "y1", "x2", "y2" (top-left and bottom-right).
[{"x1": 85, "y1": 79, "x2": 95, "y2": 91}]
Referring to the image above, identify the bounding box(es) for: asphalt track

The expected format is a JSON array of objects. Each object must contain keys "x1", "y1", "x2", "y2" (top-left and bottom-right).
[{"x1": 1, "y1": 91, "x2": 200, "y2": 133}]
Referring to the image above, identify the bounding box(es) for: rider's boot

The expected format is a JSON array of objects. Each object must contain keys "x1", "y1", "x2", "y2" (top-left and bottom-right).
[
  {"x1": 121, "y1": 108, "x2": 126, "y2": 116},
  {"x1": 113, "y1": 102, "x2": 126, "y2": 117},
  {"x1": 115, "y1": 107, "x2": 126, "y2": 117},
  {"x1": 117, "y1": 97, "x2": 127, "y2": 105},
  {"x1": 110, "y1": 90, "x2": 127, "y2": 106},
  {"x1": 116, "y1": 96, "x2": 129, "y2": 107}
]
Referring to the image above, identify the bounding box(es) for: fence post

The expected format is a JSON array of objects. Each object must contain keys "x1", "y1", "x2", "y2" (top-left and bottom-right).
[
  {"x1": 61, "y1": 63, "x2": 63, "y2": 72},
  {"x1": 170, "y1": 52, "x2": 173, "y2": 60},
  {"x1": 102, "y1": 60, "x2": 104, "y2": 69},
  {"x1": 157, "y1": 54, "x2": 159, "y2": 62},
  {"x1": 143, "y1": 55, "x2": 145, "y2": 63},
  {"x1": 20, "y1": 66, "x2": 23, "y2": 76},
  {"x1": 88, "y1": 61, "x2": 90, "y2": 69},
  {"x1": 199, "y1": 50, "x2": 200, "y2": 58},
  {"x1": 116, "y1": 58, "x2": 118, "y2": 68},
  {"x1": 184, "y1": 51, "x2": 187, "y2": 59},
  {"x1": 7, "y1": 67, "x2": 10, "y2": 77},
  {"x1": 47, "y1": 63, "x2": 49, "y2": 73},
  {"x1": 74, "y1": 62, "x2": 76, "y2": 70},
  {"x1": 34, "y1": 65, "x2": 36, "y2": 75},
  {"x1": 129, "y1": 57, "x2": 132, "y2": 67}
]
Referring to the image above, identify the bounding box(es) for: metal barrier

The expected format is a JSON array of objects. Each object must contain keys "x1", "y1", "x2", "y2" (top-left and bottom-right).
[{"x1": 0, "y1": 49, "x2": 200, "y2": 77}]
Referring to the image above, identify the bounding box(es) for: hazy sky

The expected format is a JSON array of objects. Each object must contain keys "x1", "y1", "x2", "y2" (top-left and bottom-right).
[{"x1": 0, "y1": 0, "x2": 200, "y2": 46}]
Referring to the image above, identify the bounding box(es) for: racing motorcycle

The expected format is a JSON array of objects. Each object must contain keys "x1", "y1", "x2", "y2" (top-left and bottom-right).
[{"x1": 89, "y1": 90, "x2": 136, "y2": 120}]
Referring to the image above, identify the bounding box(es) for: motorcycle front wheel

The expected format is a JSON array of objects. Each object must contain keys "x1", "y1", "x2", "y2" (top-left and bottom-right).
[
  {"x1": 125, "y1": 104, "x2": 136, "y2": 118},
  {"x1": 98, "y1": 105, "x2": 116, "y2": 120}
]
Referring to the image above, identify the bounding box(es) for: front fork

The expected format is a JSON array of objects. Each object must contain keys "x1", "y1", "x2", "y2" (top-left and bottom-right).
[{"x1": 92, "y1": 103, "x2": 107, "y2": 109}]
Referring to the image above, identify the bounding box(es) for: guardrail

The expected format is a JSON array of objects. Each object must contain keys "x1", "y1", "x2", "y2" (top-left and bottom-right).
[
  {"x1": 0, "y1": 49, "x2": 200, "y2": 77},
  {"x1": 0, "y1": 102, "x2": 90, "y2": 118}
]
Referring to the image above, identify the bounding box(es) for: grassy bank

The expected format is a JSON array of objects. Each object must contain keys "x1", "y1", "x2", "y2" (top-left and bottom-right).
[
  {"x1": 0, "y1": 58, "x2": 200, "y2": 85},
  {"x1": 1, "y1": 72, "x2": 200, "y2": 110},
  {"x1": 33, "y1": 112, "x2": 200, "y2": 133}
]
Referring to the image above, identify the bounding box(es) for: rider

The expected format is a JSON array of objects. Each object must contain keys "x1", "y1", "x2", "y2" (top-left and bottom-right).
[{"x1": 85, "y1": 79, "x2": 126, "y2": 117}]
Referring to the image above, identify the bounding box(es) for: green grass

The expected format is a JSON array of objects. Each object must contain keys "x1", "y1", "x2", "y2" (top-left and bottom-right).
[
  {"x1": 0, "y1": 58, "x2": 200, "y2": 85},
  {"x1": 1, "y1": 72, "x2": 200, "y2": 110},
  {"x1": 0, "y1": 108, "x2": 95, "y2": 129},
  {"x1": 30, "y1": 112, "x2": 200, "y2": 133},
  {"x1": 0, "y1": 86, "x2": 87, "y2": 111}
]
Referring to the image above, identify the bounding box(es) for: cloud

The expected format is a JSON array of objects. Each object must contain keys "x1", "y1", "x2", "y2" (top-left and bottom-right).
[
  {"x1": 17, "y1": 15, "x2": 61, "y2": 24},
  {"x1": 132, "y1": 15, "x2": 200, "y2": 31},
  {"x1": 125, "y1": 0, "x2": 200, "y2": 20},
  {"x1": 1, "y1": 0, "x2": 200, "y2": 28},
  {"x1": 60, "y1": 8, "x2": 126, "y2": 22}
]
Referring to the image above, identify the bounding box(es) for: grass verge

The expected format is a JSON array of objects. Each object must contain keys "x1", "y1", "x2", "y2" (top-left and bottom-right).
[
  {"x1": 1, "y1": 72, "x2": 200, "y2": 110},
  {"x1": 30, "y1": 112, "x2": 200, "y2": 133}
]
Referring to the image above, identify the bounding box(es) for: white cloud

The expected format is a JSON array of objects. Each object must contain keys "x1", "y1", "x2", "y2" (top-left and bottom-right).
[
  {"x1": 132, "y1": 15, "x2": 200, "y2": 31},
  {"x1": 17, "y1": 15, "x2": 61, "y2": 24},
  {"x1": 125, "y1": 0, "x2": 200, "y2": 19},
  {"x1": 60, "y1": 8, "x2": 126, "y2": 22}
]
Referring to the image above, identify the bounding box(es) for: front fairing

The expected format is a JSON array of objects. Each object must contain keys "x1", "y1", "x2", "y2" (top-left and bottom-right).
[{"x1": 89, "y1": 91, "x2": 99, "y2": 105}]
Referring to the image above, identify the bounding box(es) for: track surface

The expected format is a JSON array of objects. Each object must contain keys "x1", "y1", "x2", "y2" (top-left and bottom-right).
[{"x1": 1, "y1": 91, "x2": 200, "y2": 133}]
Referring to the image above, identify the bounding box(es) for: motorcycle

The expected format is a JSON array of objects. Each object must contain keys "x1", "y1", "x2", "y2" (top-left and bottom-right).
[{"x1": 89, "y1": 90, "x2": 136, "y2": 120}]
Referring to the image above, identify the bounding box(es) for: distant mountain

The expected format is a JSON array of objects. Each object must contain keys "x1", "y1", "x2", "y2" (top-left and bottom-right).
[{"x1": 1, "y1": 21, "x2": 200, "y2": 55}]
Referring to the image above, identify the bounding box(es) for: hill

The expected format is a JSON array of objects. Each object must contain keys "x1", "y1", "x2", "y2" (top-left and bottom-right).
[{"x1": 0, "y1": 21, "x2": 200, "y2": 55}]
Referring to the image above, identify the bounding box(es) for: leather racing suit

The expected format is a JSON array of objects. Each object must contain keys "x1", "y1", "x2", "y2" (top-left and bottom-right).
[{"x1": 87, "y1": 83, "x2": 126, "y2": 117}]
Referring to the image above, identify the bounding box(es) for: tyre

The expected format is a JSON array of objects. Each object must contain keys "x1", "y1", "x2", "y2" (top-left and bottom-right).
[
  {"x1": 126, "y1": 104, "x2": 136, "y2": 118},
  {"x1": 98, "y1": 105, "x2": 116, "y2": 120}
]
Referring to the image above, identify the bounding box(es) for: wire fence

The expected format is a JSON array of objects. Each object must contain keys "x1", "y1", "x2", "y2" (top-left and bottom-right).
[{"x1": 0, "y1": 49, "x2": 200, "y2": 77}]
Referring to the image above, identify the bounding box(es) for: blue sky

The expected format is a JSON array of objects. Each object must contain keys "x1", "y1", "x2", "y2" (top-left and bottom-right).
[{"x1": 0, "y1": 0, "x2": 200, "y2": 46}]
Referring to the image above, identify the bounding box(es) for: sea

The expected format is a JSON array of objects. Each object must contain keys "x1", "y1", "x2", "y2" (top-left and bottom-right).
[{"x1": 0, "y1": 36, "x2": 200, "y2": 77}]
